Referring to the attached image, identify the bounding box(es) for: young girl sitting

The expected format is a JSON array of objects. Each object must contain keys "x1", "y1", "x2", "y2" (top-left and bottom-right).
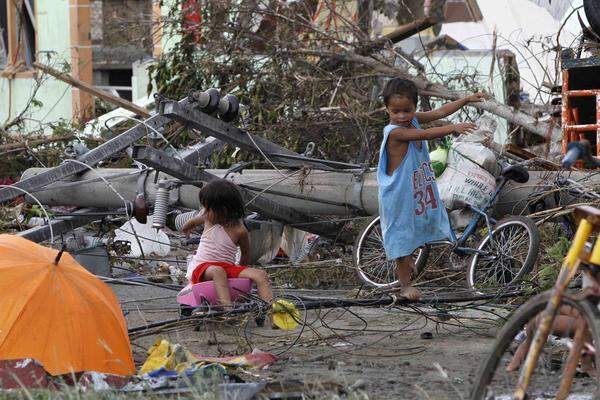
[{"x1": 181, "y1": 179, "x2": 273, "y2": 310}]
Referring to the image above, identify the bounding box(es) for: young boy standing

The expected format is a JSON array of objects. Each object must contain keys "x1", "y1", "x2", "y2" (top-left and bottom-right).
[{"x1": 378, "y1": 78, "x2": 484, "y2": 300}]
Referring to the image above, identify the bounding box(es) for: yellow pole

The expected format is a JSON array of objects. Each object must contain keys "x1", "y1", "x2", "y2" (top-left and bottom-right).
[{"x1": 514, "y1": 219, "x2": 592, "y2": 399}]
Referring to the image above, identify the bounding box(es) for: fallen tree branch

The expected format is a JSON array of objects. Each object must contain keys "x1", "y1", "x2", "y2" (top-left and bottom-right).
[
  {"x1": 0, "y1": 135, "x2": 75, "y2": 151},
  {"x1": 33, "y1": 62, "x2": 151, "y2": 118},
  {"x1": 304, "y1": 49, "x2": 561, "y2": 141},
  {"x1": 357, "y1": 16, "x2": 437, "y2": 55},
  {"x1": 321, "y1": 16, "x2": 436, "y2": 72}
]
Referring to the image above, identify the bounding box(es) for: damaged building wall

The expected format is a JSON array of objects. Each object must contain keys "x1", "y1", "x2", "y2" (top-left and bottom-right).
[
  {"x1": 0, "y1": 0, "x2": 156, "y2": 132},
  {"x1": 437, "y1": 0, "x2": 580, "y2": 98},
  {"x1": 0, "y1": 0, "x2": 77, "y2": 130},
  {"x1": 91, "y1": 0, "x2": 153, "y2": 101}
]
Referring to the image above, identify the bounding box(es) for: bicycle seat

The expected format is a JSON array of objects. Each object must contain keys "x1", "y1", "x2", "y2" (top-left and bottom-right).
[
  {"x1": 574, "y1": 206, "x2": 600, "y2": 226},
  {"x1": 501, "y1": 164, "x2": 529, "y2": 183}
]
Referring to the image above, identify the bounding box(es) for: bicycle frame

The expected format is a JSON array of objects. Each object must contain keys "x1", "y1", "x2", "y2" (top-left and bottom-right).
[
  {"x1": 432, "y1": 177, "x2": 507, "y2": 255},
  {"x1": 514, "y1": 211, "x2": 600, "y2": 399}
]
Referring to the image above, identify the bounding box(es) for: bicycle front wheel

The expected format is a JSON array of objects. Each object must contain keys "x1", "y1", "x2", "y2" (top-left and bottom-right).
[
  {"x1": 467, "y1": 216, "x2": 540, "y2": 293},
  {"x1": 471, "y1": 292, "x2": 600, "y2": 399}
]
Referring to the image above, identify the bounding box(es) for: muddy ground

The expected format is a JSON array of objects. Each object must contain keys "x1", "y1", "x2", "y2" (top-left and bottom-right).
[
  {"x1": 115, "y1": 281, "x2": 507, "y2": 400},
  {"x1": 73, "y1": 223, "x2": 594, "y2": 399},
  {"x1": 95, "y1": 224, "x2": 600, "y2": 400}
]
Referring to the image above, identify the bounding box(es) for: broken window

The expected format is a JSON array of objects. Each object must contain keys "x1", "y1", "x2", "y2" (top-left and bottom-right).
[
  {"x1": 1, "y1": 0, "x2": 36, "y2": 70},
  {"x1": 0, "y1": 1, "x2": 7, "y2": 68},
  {"x1": 19, "y1": 0, "x2": 35, "y2": 66}
]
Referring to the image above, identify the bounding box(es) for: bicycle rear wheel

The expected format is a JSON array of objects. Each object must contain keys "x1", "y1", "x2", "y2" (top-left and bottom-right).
[
  {"x1": 352, "y1": 216, "x2": 429, "y2": 288},
  {"x1": 467, "y1": 216, "x2": 540, "y2": 293},
  {"x1": 471, "y1": 292, "x2": 600, "y2": 399}
]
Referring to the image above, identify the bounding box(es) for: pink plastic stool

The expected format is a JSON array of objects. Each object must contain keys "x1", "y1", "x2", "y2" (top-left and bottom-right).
[{"x1": 177, "y1": 278, "x2": 253, "y2": 307}]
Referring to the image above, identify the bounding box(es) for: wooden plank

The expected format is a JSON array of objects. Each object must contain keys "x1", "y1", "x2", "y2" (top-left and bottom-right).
[
  {"x1": 504, "y1": 144, "x2": 561, "y2": 170},
  {"x1": 33, "y1": 62, "x2": 150, "y2": 118},
  {"x1": 367, "y1": 17, "x2": 435, "y2": 52}
]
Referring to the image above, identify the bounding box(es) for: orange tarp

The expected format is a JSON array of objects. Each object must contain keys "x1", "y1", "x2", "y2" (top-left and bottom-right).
[{"x1": 0, "y1": 234, "x2": 134, "y2": 376}]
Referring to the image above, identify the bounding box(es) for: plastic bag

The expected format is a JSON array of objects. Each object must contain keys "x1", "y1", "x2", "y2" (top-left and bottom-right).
[
  {"x1": 456, "y1": 115, "x2": 497, "y2": 145},
  {"x1": 114, "y1": 215, "x2": 170, "y2": 257},
  {"x1": 429, "y1": 147, "x2": 448, "y2": 177}
]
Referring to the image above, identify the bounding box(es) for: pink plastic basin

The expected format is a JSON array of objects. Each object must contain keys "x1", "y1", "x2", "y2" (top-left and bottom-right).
[{"x1": 177, "y1": 278, "x2": 253, "y2": 307}]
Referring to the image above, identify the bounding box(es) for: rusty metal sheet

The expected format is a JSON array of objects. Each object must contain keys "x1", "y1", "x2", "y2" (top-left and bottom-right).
[{"x1": 0, "y1": 359, "x2": 51, "y2": 389}]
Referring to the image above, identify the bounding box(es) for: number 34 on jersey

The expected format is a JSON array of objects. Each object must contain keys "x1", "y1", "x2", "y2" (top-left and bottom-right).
[{"x1": 412, "y1": 162, "x2": 439, "y2": 216}]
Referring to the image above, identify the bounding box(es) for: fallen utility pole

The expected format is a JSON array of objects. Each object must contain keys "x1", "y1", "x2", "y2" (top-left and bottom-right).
[
  {"x1": 0, "y1": 98, "x2": 189, "y2": 204},
  {"x1": 33, "y1": 62, "x2": 151, "y2": 118},
  {"x1": 21, "y1": 166, "x2": 375, "y2": 216},
  {"x1": 21, "y1": 165, "x2": 594, "y2": 220},
  {"x1": 132, "y1": 145, "x2": 352, "y2": 243}
]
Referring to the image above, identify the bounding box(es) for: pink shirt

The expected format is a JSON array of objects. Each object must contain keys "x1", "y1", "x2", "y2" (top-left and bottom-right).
[{"x1": 186, "y1": 224, "x2": 238, "y2": 280}]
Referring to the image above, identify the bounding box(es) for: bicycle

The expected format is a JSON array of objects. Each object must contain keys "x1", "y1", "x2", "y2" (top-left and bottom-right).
[
  {"x1": 471, "y1": 141, "x2": 600, "y2": 399},
  {"x1": 353, "y1": 163, "x2": 540, "y2": 292}
]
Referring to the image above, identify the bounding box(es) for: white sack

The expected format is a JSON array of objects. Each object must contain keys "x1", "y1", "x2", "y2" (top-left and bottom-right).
[{"x1": 438, "y1": 140, "x2": 497, "y2": 211}]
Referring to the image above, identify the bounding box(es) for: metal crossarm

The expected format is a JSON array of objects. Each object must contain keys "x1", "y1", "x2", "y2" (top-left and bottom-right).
[
  {"x1": 17, "y1": 208, "x2": 99, "y2": 243},
  {"x1": 159, "y1": 100, "x2": 354, "y2": 171},
  {"x1": 0, "y1": 99, "x2": 189, "y2": 204}
]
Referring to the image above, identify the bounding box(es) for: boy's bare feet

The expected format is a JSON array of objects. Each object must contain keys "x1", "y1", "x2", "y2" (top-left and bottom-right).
[{"x1": 400, "y1": 285, "x2": 422, "y2": 301}]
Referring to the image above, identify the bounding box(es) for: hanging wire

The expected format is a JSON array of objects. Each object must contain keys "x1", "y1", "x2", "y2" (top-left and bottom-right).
[
  {"x1": 63, "y1": 159, "x2": 147, "y2": 260},
  {"x1": 0, "y1": 184, "x2": 54, "y2": 244},
  {"x1": 103, "y1": 115, "x2": 185, "y2": 160}
]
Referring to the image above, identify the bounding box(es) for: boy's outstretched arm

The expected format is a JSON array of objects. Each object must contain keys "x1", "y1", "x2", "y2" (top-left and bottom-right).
[
  {"x1": 389, "y1": 122, "x2": 476, "y2": 142},
  {"x1": 416, "y1": 92, "x2": 486, "y2": 123}
]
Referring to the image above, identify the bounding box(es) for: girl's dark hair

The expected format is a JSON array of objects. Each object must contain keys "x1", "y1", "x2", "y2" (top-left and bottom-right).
[
  {"x1": 382, "y1": 78, "x2": 418, "y2": 106},
  {"x1": 198, "y1": 179, "x2": 245, "y2": 226}
]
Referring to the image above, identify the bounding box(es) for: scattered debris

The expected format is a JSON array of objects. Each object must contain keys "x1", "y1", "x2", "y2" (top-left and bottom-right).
[{"x1": 4, "y1": 1, "x2": 600, "y2": 398}]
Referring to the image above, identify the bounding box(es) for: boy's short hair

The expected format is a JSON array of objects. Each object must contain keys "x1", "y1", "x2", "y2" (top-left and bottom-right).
[{"x1": 382, "y1": 78, "x2": 418, "y2": 107}]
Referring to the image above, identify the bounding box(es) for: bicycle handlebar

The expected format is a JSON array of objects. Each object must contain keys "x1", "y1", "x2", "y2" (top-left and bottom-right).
[
  {"x1": 562, "y1": 144, "x2": 582, "y2": 168},
  {"x1": 562, "y1": 140, "x2": 600, "y2": 168}
]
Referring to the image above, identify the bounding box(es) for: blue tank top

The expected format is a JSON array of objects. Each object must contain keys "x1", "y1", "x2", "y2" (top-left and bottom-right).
[{"x1": 377, "y1": 119, "x2": 452, "y2": 260}]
